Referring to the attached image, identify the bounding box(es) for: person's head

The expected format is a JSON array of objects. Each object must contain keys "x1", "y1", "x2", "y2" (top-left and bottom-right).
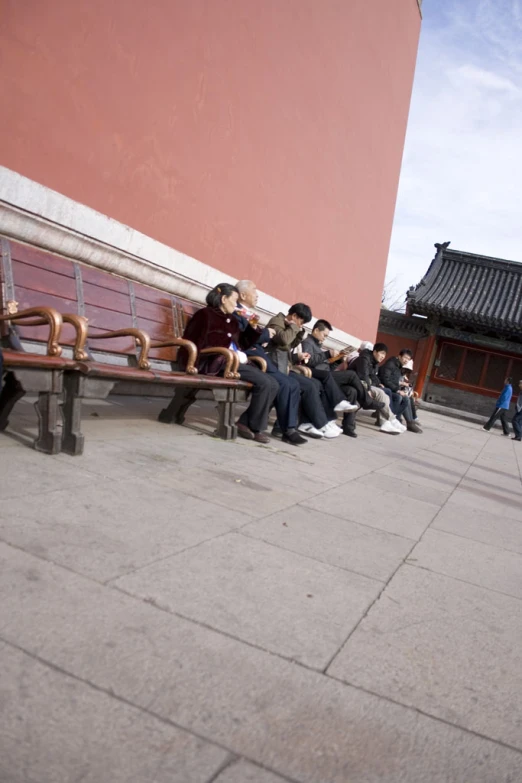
[
  {"x1": 360, "y1": 341, "x2": 374, "y2": 352},
  {"x1": 505, "y1": 377, "x2": 513, "y2": 386},
  {"x1": 519, "y1": 379, "x2": 522, "y2": 390},
  {"x1": 373, "y1": 342, "x2": 388, "y2": 363},
  {"x1": 287, "y1": 303, "x2": 312, "y2": 326},
  {"x1": 398, "y1": 348, "x2": 413, "y2": 367},
  {"x1": 235, "y1": 280, "x2": 258, "y2": 309},
  {"x1": 206, "y1": 283, "x2": 239, "y2": 314},
  {"x1": 312, "y1": 319, "x2": 333, "y2": 343}
]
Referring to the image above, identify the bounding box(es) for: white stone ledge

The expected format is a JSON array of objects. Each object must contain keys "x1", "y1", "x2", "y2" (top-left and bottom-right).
[{"x1": 0, "y1": 166, "x2": 361, "y2": 350}]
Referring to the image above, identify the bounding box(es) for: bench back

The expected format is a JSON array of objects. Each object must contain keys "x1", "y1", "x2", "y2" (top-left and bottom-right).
[{"x1": 0, "y1": 237, "x2": 200, "y2": 366}]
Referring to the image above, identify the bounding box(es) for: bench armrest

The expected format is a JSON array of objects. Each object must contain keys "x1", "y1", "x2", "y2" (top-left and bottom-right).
[
  {"x1": 0, "y1": 306, "x2": 63, "y2": 357},
  {"x1": 151, "y1": 337, "x2": 198, "y2": 375},
  {"x1": 291, "y1": 365, "x2": 312, "y2": 379},
  {"x1": 200, "y1": 347, "x2": 240, "y2": 379},
  {"x1": 86, "y1": 327, "x2": 152, "y2": 370},
  {"x1": 248, "y1": 355, "x2": 267, "y2": 373},
  {"x1": 60, "y1": 314, "x2": 90, "y2": 361}
]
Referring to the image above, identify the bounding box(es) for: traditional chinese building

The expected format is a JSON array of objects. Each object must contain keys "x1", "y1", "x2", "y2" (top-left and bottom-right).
[{"x1": 377, "y1": 242, "x2": 522, "y2": 415}]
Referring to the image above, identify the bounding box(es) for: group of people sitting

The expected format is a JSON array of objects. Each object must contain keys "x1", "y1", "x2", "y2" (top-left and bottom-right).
[{"x1": 179, "y1": 280, "x2": 422, "y2": 445}]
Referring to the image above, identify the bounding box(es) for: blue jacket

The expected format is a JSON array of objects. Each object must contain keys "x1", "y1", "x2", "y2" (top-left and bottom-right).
[
  {"x1": 496, "y1": 383, "x2": 513, "y2": 410},
  {"x1": 233, "y1": 311, "x2": 279, "y2": 373}
]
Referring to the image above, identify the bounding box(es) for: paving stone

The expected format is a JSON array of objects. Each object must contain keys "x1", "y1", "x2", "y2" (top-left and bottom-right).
[
  {"x1": 149, "y1": 462, "x2": 320, "y2": 518},
  {"x1": 408, "y1": 528, "x2": 522, "y2": 598},
  {"x1": 353, "y1": 471, "x2": 451, "y2": 506},
  {"x1": 0, "y1": 449, "x2": 87, "y2": 500},
  {"x1": 328, "y1": 564, "x2": 522, "y2": 750},
  {"x1": 241, "y1": 505, "x2": 414, "y2": 582},
  {"x1": 432, "y1": 502, "x2": 522, "y2": 554},
  {"x1": 0, "y1": 640, "x2": 228, "y2": 783},
  {"x1": 213, "y1": 760, "x2": 288, "y2": 783},
  {"x1": 0, "y1": 476, "x2": 251, "y2": 582},
  {"x1": 450, "y1": 478, "x2": 522, "y2": 522},
  {"x1": 114, "y1": 532, "x2": 380, "y2": 668},
  {"x1": 1, "y1": 546, "x2": 521, "y2": 783},
  {"x1": 301, "y1": 480, "x2": 440, "y2": 539}
]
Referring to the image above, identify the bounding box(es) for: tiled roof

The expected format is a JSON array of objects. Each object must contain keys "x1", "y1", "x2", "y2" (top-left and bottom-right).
[{"x1": 406, "y1": 242, "x2": 522, "y2": 335}]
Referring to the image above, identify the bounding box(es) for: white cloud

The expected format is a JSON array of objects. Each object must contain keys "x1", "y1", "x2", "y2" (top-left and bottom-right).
[{"x1": 386, "y1": 0, "x2": 522, "y2": 303}]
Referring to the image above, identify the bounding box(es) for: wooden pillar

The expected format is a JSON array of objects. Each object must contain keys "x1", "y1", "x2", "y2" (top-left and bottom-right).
[{"x1": 414, "y1": 332, "x2": 437, "y2": 398}]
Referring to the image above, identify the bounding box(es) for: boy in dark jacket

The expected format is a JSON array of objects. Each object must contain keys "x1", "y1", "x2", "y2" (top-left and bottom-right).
[
  {"x1": 378, "y1": 349, "x2": 422, "y2": 433},
  {"x1": 352, "y1": 343, "x2": 404, "y2": 434},
  {"x1": 483, "y1": 378, "x2": 513, "y2": 436}
]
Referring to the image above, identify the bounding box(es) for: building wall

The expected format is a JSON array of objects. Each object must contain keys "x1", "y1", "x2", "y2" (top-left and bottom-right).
[
  {"x1": 424, "y1": 383, "x2": 501, "y2": 418},
  {"x1": 0, "y1": 0, "x2": 421, "y2": 340}
]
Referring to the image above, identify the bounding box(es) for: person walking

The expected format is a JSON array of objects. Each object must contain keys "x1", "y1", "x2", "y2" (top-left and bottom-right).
[
  {"x1": 511, "y1": 379, "x2": 522, "y2": 442},
  {"x1": 483, "y1": 377, "x2": 512, "y2": 436}
]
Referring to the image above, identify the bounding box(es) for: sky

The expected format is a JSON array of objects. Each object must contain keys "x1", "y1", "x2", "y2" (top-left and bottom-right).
[{"x1": 386, "y1": 0, "x2": 522, "y2": 306}]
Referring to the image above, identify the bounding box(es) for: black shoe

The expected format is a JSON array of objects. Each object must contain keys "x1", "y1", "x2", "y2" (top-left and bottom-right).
[
  {"x1": 406, "y1": 421, "x2": 423, "y2": 433},
  {"x1": 0, "y1": 373, "x2": 26, "y2": 432},
  {"x1": 282, "y1": 428, "x2": 307, "y2": 445},
  {"x1": 482, "y1": 426, "x2": 490, "y2": 432},
  {"x1": 343, "y1": 429, "x2": 358, "y2": 438},
  {"x1": 271, "y1": 425, "x2": 283, "y2": 439},
  {"x1": 512, "y1": 437, "x2": 522, "y2": 442}
]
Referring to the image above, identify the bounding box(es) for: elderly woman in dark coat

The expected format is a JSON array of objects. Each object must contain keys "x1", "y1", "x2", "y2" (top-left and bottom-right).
[{"x1": 179, "y1": 283, "x2": 278, "y2": 443}]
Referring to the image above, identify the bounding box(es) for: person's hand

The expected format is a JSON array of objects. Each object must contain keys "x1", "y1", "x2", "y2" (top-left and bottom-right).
[
  {"x1": 267, "y1": 327, "x2": 276, "y2": 339},
  {"x1": 297, "y1": 352, "x2": 311, "y2": 362},
  {"x1": 329, "y1": 348, "x2": 338, "y2": 357}
]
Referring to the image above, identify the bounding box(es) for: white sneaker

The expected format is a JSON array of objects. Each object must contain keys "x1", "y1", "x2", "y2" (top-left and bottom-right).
[
  {"x1": 321, "y1": 422, "x2": 341, "y2": 438},
  {"x1": 334, "y1": 400, "x2": 359, "y2": 413},
  {"x1": 328, "y1": 420, "x2": 343, "y2": 432},
  {"x1": 391, "y1": 419, "x2": 407, "y2": 432},
  {"x1": 380, "y1": 420, "x2": 400, "y2": 434},
  {"x1": 298, "y1": 422, "x2": 324, "y2": 439}
]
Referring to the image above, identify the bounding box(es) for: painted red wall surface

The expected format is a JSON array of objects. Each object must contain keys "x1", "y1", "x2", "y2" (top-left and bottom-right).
[{"x1": 0, "y1": 0, "x2": 420, "y2": 339}]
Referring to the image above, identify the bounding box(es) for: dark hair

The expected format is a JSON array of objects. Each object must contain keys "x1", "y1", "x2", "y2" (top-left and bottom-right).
[
  {"x1": 206, "y1": 283, "x2": 239, "y2": 309},
  {"x1": 373, "y1": 342, "x2": 388, "y2": 353},
  {"x1": 288, "y1": 303, "x2": 312, "y2": 323},
  {"x1": 313, "y1": 319, "x2": 333, "y2": 332},
  {"x1": 506, "y1": 377, "x2": 512, "y2": 384},
  {"x1": 399, "y1": 348, "x2": 413, "y2": 358}
]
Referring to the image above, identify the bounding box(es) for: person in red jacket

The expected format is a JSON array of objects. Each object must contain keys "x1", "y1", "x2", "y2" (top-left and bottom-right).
[{"x1": 178, "y1": 283, "x2": 279, "y2": 443}]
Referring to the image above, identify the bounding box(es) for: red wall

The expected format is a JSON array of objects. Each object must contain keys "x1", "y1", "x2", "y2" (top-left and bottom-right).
[{"x1": 0, "y1": 0, "x2": 420, "y2": 339}]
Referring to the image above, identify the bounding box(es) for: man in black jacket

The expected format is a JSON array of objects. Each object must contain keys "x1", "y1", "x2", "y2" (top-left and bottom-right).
[
  {"x1": 352, "y1": 343, "x2": 404, "y2": 434},
  {"x1": 378, "y1": 349, "x2": 422, "y2": 433},
  {"x1": 302, "y1": 319, "x2": 379, "y2": 438}
]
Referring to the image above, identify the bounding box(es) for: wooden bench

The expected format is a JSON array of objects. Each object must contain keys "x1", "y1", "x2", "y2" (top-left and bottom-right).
[{"x1": 0, "y1": 237, "x2": 262, "y2": 454}]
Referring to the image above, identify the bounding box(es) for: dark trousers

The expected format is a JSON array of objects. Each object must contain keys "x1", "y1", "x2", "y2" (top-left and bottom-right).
[
  {"x1": 511, "y1": 410, "x2": 522, "y2": 439},
  {"x1": 484, "y1": 407, "x2": 510, "y2": 435},
  {"x1": 333, "y1": 369, "x2": 368, "y2": 407},
  {"x1": 237, "y1": 363, "x2": 279, "y2": 433},
  {"x1": 269, "y1": 368, "x2": 301, "y2": 432},
  {"x1": 389, "y1": 391, "x2": 413, "y2": 422},
  {"x1": 310, "y1": 369, "x2": 346, "y2": 417},
  {"x1": 292, "y1": 372, "x2": 329, "y2": 429}
]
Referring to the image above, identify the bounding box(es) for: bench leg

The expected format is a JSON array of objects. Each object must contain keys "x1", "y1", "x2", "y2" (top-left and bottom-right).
[
  {"x1": 213, "y1": 388, "x2": 237, "y2": 440},
  {"x1": 158, "y1": 388, "x2": 198, "y2": 425},
  {"x1": 34, "y1": 392, "x2": 61, "y2": 454},
  {"x1": 61, "y1": 374, "x2": 85, "y2": 456}
]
